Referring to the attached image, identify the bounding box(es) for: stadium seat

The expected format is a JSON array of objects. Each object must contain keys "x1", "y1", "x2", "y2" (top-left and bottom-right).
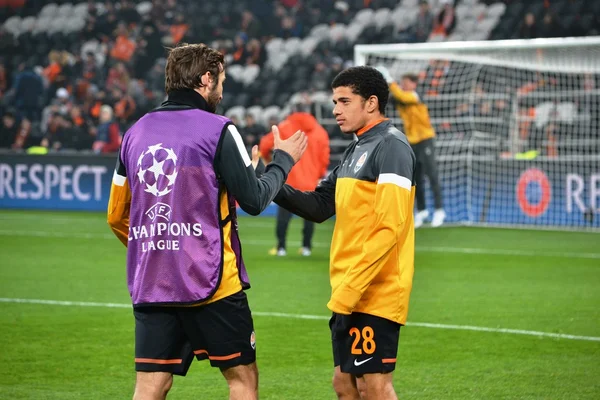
[
  {"x1": 3, "y1": 16, "x2": 21, "y2": 35},
  {"x1": 136, "y1": 1, "x2": 152, "y2": 16},
  {"x1": 300, "y1": 37, "x2": 319, "y2": 56},
  {"x1": 309, "y1": 24, "x2": 330, "y2": 40},
  {"x1": 242, "y1": 65, "x2": 260, "y2": 87},
  {"x1": 40, "y1": 3, "x2": 58, "y2": 17},
  {"x1": 225, "y1": 106, "x2": 246, "y2": 124},
  {"x1": 284, "y1": 37, "x2": 303, "y2": 56},
  {"x1": 354, "y1": 8, "x2": 375, "y2": 27},
  {"x1": 346, "y1": 23, "x2": 365, "y2": 43},
  {"x1": 227, "y1": 64, "x2": 244, "y2": 82},
  {"x1": 246, "y1": 105, "x2": 263, "y2": 122},
  {"x1": 73, "y1": 3, "x2": 88, "y2": 17},
  {"x1": 20, "y1": 16, "x2": 36, "y2": 34},
  {"x1": 487, "y1": 2, "x2": 506, "y2": 19},
  {"x1": 401, "y1": 0, "x2": 419, "y2": 8},
  {"x1": 374, "y1": 8, "x2": 392, "y2": 31},
  {"x1": 265, "y1": 37, "x2": 284, "y2": 57},
  {"x1": 57, "y1": 3, "x2": 73, "y2": 17},
  {"x1": 329, "y1": 24, "x2": 347, "y2": 43},
  {"x1": 32, "y1": 17, "x2": 51, "y2": 35}
]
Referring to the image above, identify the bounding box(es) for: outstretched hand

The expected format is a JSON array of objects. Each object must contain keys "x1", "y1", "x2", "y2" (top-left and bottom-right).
[
  {"x1": 273, "y1": 125, "x2": 307, "y2": 163},
  {"x1": 251, "y1": 145, "x2": 260, "y2": 170}
]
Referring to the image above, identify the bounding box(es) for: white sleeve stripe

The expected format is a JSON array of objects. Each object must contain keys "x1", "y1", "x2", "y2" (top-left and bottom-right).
[
  {"x1": 228, "y1": 124, "x2": 251, "y2": 167},
  {"x1": 378, "y1": 173, "x2": 412, "y2": 191},
  {"x1": 112, "y1": 171, "x2": 126, "y2": 186}
]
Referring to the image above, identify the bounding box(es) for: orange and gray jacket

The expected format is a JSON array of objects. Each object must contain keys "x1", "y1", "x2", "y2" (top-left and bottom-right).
[{"x1": 274, "y1": 119, "x2": 416, "y2": 325}]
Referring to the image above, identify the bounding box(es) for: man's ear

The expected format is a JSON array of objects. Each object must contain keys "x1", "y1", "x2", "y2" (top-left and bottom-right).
[
  {"x1": 367, "y1": 95, "x2": 379, "y2": 113},
  {"x1": 200, "y1": 71, "x2": 211, "y2": 87}
]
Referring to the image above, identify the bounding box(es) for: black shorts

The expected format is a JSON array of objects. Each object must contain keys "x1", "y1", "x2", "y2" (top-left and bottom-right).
[
  {"x1": 134, "y1": 291, "x2": 256, "y2": 376},
  {"x1": 330, "y1": 312, "x2": 401, "y2": 375}
]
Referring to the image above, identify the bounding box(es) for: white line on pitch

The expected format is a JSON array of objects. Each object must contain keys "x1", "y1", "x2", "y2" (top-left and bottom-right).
[
  {"x1": 0, "y1": 297, "x2": 599, "y2": 343},
  {"x1": 1, "y1": 229, "x2": 599, "y2": 259}
]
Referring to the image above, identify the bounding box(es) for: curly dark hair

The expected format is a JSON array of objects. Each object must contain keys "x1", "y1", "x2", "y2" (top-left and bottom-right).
[
  {"x1": 165, "y1": 43, "x2": 224, "y2": 93},
  {"x1": 331, "y1": 66, "x2": 389, "y2": 115}
]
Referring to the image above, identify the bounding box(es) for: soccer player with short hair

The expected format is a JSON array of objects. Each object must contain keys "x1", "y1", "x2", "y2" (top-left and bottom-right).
[
  {"x1": 274, "y1": 66, "x2": 416, "y2": 400},
  {"x1": 107, "y1": 43, "x2": 306, "y2": 400},
  {"x1": 378, "y1": 67, "x2": 446, "y2": 228}
]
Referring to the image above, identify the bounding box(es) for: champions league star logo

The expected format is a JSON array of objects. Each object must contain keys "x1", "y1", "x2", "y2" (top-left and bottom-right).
[{"x1": 136, "y1": 143, "x2": 178, "y2": 197}]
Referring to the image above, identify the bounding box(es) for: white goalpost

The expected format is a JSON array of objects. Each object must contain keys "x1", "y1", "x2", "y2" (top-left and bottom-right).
[{"x1": 355, "y1": 37, "x2": 600, "y2": 231}]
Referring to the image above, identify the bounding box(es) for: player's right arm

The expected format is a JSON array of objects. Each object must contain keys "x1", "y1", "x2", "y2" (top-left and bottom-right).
[
  {"x1": 273, "y1": 165, "x2": 337, "y2": 223},
  {"x1": 389, "y1": 83, "x2": 420, "y2": 105},
  {"x1": 107, "y1": 150, "x2": 131, "y2": 247},
  {"x1": 376, "y1": 65, "x2": 420, "y2": 105},
  {"x1": 215, "y1": 124, "x2": 305, "y2": 216}
]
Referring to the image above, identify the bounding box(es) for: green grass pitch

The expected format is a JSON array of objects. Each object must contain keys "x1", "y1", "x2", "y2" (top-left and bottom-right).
[{"x1": 0, "y1": 209, "x2": 599, "y2": 399}]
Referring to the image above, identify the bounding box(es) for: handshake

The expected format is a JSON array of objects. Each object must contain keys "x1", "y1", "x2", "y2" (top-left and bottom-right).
[{"x1": 250, "y1": 125, "x2": 307, "y2": 169}]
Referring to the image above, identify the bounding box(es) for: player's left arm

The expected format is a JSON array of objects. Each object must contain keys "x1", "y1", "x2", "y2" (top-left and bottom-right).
[
  {"x1": 327, "y1": 137, "x2": 415, "y2": 315},
  {"x1": 107, "y1": 149, "x2": 131, "y2": 247}
]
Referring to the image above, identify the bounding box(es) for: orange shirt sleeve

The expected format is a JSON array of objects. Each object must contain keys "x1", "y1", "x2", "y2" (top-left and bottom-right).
[
  {"x1": 107, "y1": 155, "x2": 131, "y2": 247},
  {"x1": 258, "y1": 132, "x2": 274, "y2": 163}
]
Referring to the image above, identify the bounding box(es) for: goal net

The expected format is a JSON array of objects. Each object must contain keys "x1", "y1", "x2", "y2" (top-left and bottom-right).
[{"x1": 355, "y1": 37, "x2": 600, "y2": 231}]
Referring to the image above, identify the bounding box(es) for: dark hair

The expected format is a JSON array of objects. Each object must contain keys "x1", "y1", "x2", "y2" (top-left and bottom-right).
[
  {"x1": 331, "y1": 66, "x2": 389, "y2": 114},
  {"x1": 401, "y1": 73, "x2": 419, "y2": 83},
  {"x1": 165, "y1": 43, "x2": 225, "y2": 93}
]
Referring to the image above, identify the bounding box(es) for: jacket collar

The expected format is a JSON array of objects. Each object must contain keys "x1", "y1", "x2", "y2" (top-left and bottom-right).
[
  {"x1": 164, "y1": 89, "x2": 210, "y2": 111},
  {"x1": 356, "y1": 119, "x2": 391, "y2": 142}
]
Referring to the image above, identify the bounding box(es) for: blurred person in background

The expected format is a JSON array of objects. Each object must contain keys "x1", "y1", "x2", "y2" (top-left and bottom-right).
[
  {"x1": 377, "y1": 67, "x2": 446, "y2": 228},
  {"x1": 93, "y1": 104, "x2": 121, "y2": 153},
  {"x1": 243, "y1": 113, "x2": 266, "y2": 149},
  {"x1": 259, "y1": 111, "x2": 330, "y2": 256},
  {"x1": 10, "y1": 60, "x2": 44, "y2": 122},
  {"x1": 519, "y1": 12, "x2": 537, "y2": 39},
  {"x1": 401, "y1": 0, "x2": 434, "y2": 43},
  {"x1": 0, "y1": 109, "x2": 19, "y2": 148},
  {"x1": 430, "y1": 0, "x2": 456, "y2": 40}
]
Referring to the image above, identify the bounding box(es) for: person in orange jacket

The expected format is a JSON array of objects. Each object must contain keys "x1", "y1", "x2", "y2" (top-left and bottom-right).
[{"x1": 259, "y1": 112, "x2": 330, "y2": 256}]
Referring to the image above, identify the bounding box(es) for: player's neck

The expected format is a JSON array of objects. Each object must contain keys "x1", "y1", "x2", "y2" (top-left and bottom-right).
[{"x1": 356, "y1": 115, "x2": 387, "y2": 136}]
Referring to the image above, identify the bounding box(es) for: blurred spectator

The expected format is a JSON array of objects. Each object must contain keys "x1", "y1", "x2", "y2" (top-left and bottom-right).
[
  {"x1": 231, "y1": 33, "x2": 249, "y2": 65},
  {"x1": 106, "y1": 62, "x2": 130, "y2": 92},
  {"x1": 411, "y1": 0, "x2": 434, "y2": 43},
  {"x1": 240, "y1": 10, "x2": 262, "y2": 38},
  {"x1": 93, "y1": 105, "x2": 121, "y2": 153},
  {"x1": 119, "y1": 0, "x2": 141, "y2": 25},
  {"x1": 243, "y1": 113, "x2": 266, "y2": 148},
  {"x1": 0, "y1": 109, "x2": 19, "y2": 148},
  {"x1": 110, "y1": 23, "x2": 136, "y2": 63},
  {"x1": 113, "y1": 88, "x2": 137, "y2": 125},
  {"x1": 245, "y1": 39, "x2": 266, "y2": 66},
  {"x1": 430, "y1": 0, "x2": 456, "y2": 39},
  {"x1": 519, "y1": 13, "x2": 537, "y2": 39},
  {"x1": 10, "y1": 61, "x2": 44, "y2": 122},
  {"x1": 42, "y1": 51, "x2": 63, "y2": 85},
  {"x1": 280, "y1": 15, "x2": 302, "y2": 38},
  {"x1": 538, "y1": 13, "x2": 562, "y2": 38},
  {"x1": 0, "y1": 62, "x2": 7, "y2": 97},
  {"x1": 170, "y1": 13, "x2": 189, "y2": 45}
]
